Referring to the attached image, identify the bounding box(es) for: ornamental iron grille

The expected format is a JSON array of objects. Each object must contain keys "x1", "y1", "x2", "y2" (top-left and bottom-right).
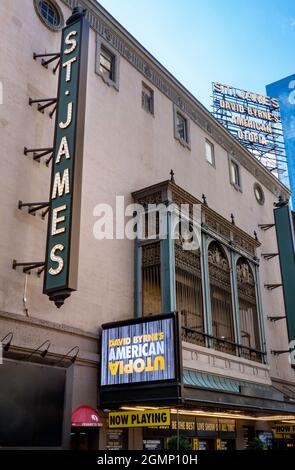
[
  {"x1": 208, "y1": 242, "x2": 236, "y2": 355},
  {"x1": 142, "y1": 242, "x2": 161, "y2": 316},
  {"x1": 175, "y1": 241, "x2": 205, "y2": 346},
  {"x1": 236, "y1": 258, "x2": 261, "y2": 355}
]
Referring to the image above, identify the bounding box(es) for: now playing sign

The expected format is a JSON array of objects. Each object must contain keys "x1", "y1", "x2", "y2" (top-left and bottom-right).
[{"x1": 43, "y1": 8, "x2": 89, "y2": 307}]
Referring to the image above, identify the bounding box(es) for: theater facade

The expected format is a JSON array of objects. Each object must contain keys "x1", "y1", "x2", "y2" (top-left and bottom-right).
[{"x1": 0, "y1": 0, "x2": 295, "y2": 450}]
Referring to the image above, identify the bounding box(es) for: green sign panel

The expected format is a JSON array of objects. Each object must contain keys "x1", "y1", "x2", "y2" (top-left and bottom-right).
[
  {"x1": 274, "y1": 203, "x2": 295, "y2": 342},
  {"x1": 43, "y1": 9, "x2": 89, "y2": 307}
]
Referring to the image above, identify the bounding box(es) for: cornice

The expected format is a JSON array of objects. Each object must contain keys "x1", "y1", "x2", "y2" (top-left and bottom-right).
[
  {"x1": 60, "y1": 0, "x2": 290, "y2": 199},
  {"x1": 0, "y1": 309, "x2": 98, "y2": 340},
  {"x1": 132, "y1": 179, "x2": 260, "y2": 256}
]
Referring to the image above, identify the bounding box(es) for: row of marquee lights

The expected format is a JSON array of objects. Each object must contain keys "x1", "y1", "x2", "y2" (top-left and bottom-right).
[
  {"x1": 212, "y1": 82, "x2": 281, "y2": 146},
  {"x1": 119, "y1": 407, "x2": 295, "y2": 422}
]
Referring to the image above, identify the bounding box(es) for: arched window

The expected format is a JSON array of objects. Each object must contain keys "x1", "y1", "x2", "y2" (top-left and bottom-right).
[
  {"x1": 236, "y1": 258, "x2": 260, "y2": 351},
  {"x1": 175, "y1": 240, "x2": 204, "y2": 344},
  {"x1": 208, "y1": 242, "x2": 235, "y2": 353}
]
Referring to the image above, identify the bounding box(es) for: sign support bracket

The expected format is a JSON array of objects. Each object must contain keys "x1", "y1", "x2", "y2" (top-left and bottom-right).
[
  {"x1": 18, "y1": 200, "x2": 49, "y2": 217},
  {"x1": 267, "y1": 315, "x2": 286, "y2": 322},
  {"x1": 29, "y1": 97, "x2": 57, "y2": 114},
  {"x1": 33, "y1": 52, "x2": 60, "y2": 73},
  {"x1": 12, "y1": 260, "x2": 45, "y2": 276},
  {"x1": 258, "y1": 223, "x2": 275, "y2": 231},
  {"x1": 262, "y1": 253, "x2": 279, "y2": 260},
  {"x1": 24, "y1": 147, "x2": 53, "y2": 164},
  {"x1": 264, "y1": 283, "x2": 283, "y2": 290}
]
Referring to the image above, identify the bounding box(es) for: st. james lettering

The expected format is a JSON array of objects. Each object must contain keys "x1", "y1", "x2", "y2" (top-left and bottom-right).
[{"x1": 43, "y1": 9, "x2": 89, "y2": 307}]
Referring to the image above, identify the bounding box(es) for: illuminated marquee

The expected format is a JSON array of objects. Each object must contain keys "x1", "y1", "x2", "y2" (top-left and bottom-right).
[
  {"x1": 212, "y1": 82, "x2": 286, "y2": 166},
  {"x1": 43, "y1": 9, "x2": 89, "y2": 307},
  {"x1": 100, "y1": 315, "x2": 177, "y2": 386}
]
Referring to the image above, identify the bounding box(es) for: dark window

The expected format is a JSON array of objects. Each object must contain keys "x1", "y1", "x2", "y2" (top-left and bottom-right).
[
  {"x1": 175, "y1": 240, "x2": 205, "y2": 347},
  {"x1": 39, "y1": 0, "x2": 60, "y2": 26},
  {"x1": 208, "y1": 242, "x2": 235, "y2": 354},
  {"x1": 100, "y1": 46, "x2": 115, "y2": 81},
  {"x1": 236, "y1": 258, "x2": 261, "y2": 352},
  {"x1": 142, "y1": 242, "x2": 161, "y2": 316},
  {"x1": 176, "y1": 112, "x2": 188, "y2": 142},
  {"x1": 142, "y1": 83, "x2": 154, "y2": 114}
]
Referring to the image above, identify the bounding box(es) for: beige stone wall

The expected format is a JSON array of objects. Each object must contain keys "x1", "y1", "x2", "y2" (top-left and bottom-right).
[{"x1": 0, "y1": 0, "x2": 293, "y2": 392}]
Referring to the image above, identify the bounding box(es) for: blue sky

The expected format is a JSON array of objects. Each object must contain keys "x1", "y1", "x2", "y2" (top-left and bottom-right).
[{"x1": 97, "y1": 0, "x2": 295, "y2": 110}]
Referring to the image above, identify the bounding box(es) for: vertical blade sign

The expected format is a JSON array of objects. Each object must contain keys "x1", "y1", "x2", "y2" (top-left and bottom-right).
[
  {"x1": 43, "y1": 8, "x2": 89, "y2": 308},
  {"x1": 274, "y1": 201, "x2": 295, "y2": 343}
]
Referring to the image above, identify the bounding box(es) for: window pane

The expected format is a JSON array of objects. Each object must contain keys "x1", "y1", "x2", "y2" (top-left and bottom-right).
[
  {"x1": 231, "y1": 161, "x2": 240, "y2": 186},
  {"x1": 39, "y1": 1, "x2": 59, "y2": 26},
  {"x1": 100, "y1": 48, "x2": 114, "y2": 80},
  {"x1": 205, "y1": 141, "x2": 214, "y2": 164},
  {"x1": 142, "y1": 84, "x2": 153, "y2": 114},
  {"x1": 176, "y1": 113, "x2": 187, "y2": 141}
]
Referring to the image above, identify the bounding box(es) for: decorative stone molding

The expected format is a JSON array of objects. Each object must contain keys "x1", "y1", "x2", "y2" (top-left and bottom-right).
[
  {"x1": 208, "y1": 241, "x2": 232, "y2": 293},
  {"x1": 202, "y1": 211, "x2": 231, "y2": 240},
  {"x1": 142, "y1": 242, "x2": 160, "y2": 268},
  {"x1": 132, "y1": 179, "x2": 260, "y2": 257},
  {"x1": 175, "y1": 243, "x2": 201, "y2": 276},
  {"x1": 236, "y1": 258, "x2": 256, "y2": 303},
  {"x1": 182, "y1": 341, "x2": 271, "y2": 386}
]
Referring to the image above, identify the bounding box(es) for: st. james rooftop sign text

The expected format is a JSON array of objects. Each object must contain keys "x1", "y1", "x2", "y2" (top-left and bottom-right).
[
  {"x1": 212, "y1": 82, "x2": 286, "y2": 163},
  {"x1": 43, "y1": 8, "x2": 89, "y2": 307}
]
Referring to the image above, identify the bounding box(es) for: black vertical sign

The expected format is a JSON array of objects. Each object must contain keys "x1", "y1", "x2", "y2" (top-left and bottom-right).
[
  {"x1": 274, "y1": 201, "x2": 295, "y2": 343},
  {"x1": 43, "y1": 8, "x2": 89, "y2": 307}
]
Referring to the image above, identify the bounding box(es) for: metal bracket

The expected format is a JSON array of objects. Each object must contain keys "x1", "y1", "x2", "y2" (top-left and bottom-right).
[
  {"x1": 1, "y1": 332, "x2": 13, "y2": 351},
  {"x1": 33, "y1": 52, "x2": 60, "y2": 74},
  {"x1": 12, "y1": 260, "x2": 45, "y2": 276},
  {"x1": 41, "y1": 206, "x2": 50, "y2": 218},
  {"x1": 55, "y1": 346, "x2": 80, "y2": 365},
  {"x1": 262, "y1": 253, "x2": 279, "y2": 260},
  {"x1": 25, "y1": 340, "x2": 51, "y2": 360},
  {"x1": 29, "y1": 97, "x2": 57, "y2": 116},
  {"x1": 271, "y1": 348, "x2": 293, "y2": 356},
  {"x1": 267, "y1": 316, "x2": 286, "y2": 322},
  {"x1": 24, "y1": 147, "x2": 53, "y2": 164},
  {"x1": 264, "y1": 283, "x2": 282, "y2": 290},
  {"x1": 18, "y1": 200, "x2": 49, "y2": 217},
  {"x1": 258, "y1": 223, "x2": 275, "y2": 231}
]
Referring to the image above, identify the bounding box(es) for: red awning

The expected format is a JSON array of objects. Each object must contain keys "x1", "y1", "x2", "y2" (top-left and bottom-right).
[{"x1": 71, "y1": 406, "x2": 104, "y2": 427}]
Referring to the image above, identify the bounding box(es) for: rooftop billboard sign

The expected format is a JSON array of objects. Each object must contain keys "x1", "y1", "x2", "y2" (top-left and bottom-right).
[{"x1": 212, "y1": 82, "x2": 287, "y2": 177}]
